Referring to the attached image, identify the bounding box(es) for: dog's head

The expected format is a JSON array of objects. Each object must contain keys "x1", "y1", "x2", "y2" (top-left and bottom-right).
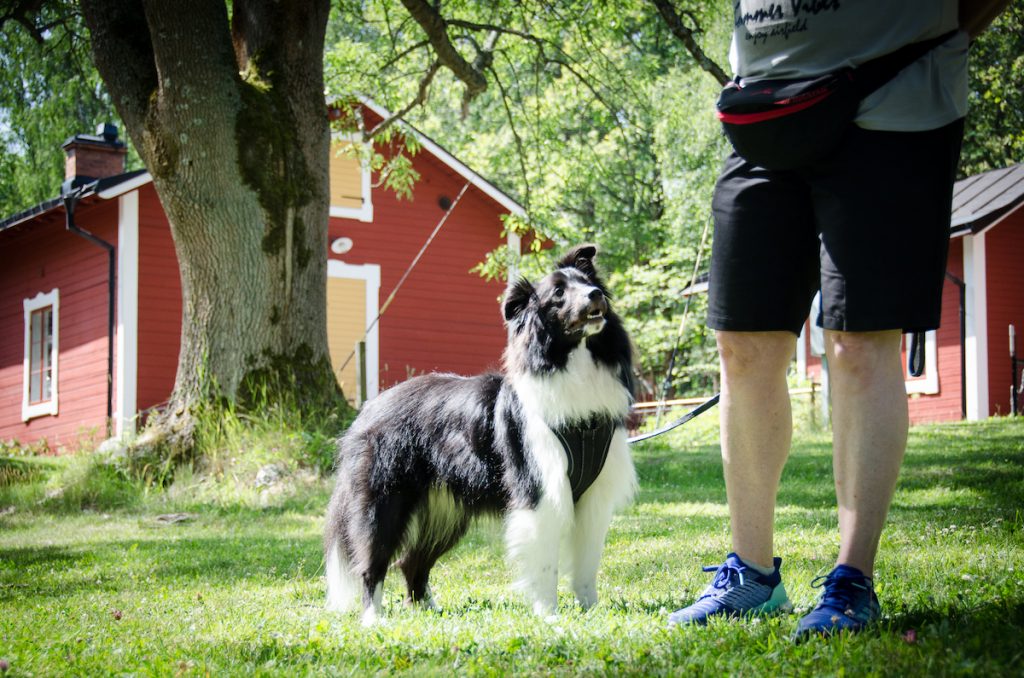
[{"x1": 503, "y1": 244, "x2": 609, "y2": 339}]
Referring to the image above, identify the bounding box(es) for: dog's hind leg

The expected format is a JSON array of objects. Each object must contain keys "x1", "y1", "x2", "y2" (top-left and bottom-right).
[
  {"x1": 399, "y1": 487, "x2": 469, "y2": 610},
  {"x1": 355, "y1": 492, "x2": 418, "y2": 626}
]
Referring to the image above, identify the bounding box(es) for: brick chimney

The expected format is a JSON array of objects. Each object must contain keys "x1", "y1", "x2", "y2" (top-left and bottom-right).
[{"x1": 61, "y1": 123, "x2": 127, "y2": 193}]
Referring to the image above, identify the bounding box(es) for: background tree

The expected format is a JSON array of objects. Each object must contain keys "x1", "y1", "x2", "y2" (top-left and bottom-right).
[
  {"x1": 327, "y1": 0, "x2": 731, "y2": 399},
  {"x1": 326, "y1": 0, "x2": 1023, "y2": 399},
  {"x1": 0, "y1": 1, "x2": 135, "y2": 216},
  {"x1": 2, "y1": 0, "x2": 1020, "y2": 419},
  {"x1": 960, "y1": 2, "x2": 1024, "y2": 177}
]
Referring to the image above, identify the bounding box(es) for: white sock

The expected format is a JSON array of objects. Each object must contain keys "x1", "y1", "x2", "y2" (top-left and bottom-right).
[{"x1": 746, "y1": 559, "x2": 776, "y2": 576}]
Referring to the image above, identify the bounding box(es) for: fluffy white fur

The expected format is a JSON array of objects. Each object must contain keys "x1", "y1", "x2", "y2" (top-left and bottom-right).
[{"x1": 506, "y1": 345, "x2": 637, "y2": 615}]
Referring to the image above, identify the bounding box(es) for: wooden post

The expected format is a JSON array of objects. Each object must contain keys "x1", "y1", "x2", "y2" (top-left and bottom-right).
[{"x1": 356, "y1": 341, "x2": 367, "y2": 408}]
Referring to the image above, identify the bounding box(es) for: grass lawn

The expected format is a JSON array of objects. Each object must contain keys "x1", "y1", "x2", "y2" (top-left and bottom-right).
[{"x1": 2, "y1": 417, "x2": 1022, "y2": 676}]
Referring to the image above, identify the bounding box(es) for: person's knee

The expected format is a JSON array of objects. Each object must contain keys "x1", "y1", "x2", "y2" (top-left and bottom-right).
[
  {"x1": 826, "y1": 330, "x2": 903, "y2": 384},
  {"x1": 717, "y1": 331, "x2": 795, "y2": 378}
]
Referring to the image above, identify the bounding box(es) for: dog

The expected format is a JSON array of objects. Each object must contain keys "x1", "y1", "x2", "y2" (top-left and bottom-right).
[{"x1": 323, "y1": 244, "x2": 636, "y2": 624}]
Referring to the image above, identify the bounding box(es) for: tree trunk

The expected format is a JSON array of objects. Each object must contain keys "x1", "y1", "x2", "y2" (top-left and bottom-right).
[{"x1": 81, "y1": 0, "x2": 342, "y2": 457}]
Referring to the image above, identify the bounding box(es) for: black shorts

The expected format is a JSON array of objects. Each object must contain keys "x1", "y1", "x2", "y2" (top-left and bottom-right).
[{"x1": 707, "y1": 118, "x2": 964, "y2": 335}]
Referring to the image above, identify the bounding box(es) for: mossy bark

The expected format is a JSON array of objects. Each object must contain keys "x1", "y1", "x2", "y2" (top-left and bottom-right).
[{"x1": 81, "y1": 0, "x2": 346, "y2": 460}]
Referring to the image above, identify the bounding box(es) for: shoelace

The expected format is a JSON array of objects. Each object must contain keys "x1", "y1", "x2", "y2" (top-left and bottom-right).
[
  {"x1": 810, "y1": 572, "x2": 872, "y2": 611},
  {"x1": 700, "y1": 562, "x2": 747, "y2": 599}
]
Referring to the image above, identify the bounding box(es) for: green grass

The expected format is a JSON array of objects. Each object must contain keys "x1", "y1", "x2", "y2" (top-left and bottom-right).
[{"x1": 2, "y1": 418, "x2": 1022, "y2": 676}]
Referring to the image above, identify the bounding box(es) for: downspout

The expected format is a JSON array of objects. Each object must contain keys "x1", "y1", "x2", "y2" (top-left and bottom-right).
[{"x1": 63, "y1": 187, "x2": 116, "y2": 436}]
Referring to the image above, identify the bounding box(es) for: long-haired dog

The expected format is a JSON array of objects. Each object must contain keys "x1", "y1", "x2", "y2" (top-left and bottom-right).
[{"x1": 324, "y1": 244, "x2": 636, "y2": 624}]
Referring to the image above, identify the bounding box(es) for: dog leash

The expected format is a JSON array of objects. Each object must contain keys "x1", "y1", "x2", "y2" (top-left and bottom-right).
[{"x1": 627, "y1": 392, "x2": 720, "y2": 444}]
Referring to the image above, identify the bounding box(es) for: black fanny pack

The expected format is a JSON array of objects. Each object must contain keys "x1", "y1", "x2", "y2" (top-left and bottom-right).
[{"x1": 716, "y1": 30, "x2": 957, "y2": 171}]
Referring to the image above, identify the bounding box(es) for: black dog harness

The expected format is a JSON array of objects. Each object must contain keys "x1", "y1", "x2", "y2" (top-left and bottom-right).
[{"x1": 552, "y1": 417, "x2": 618, "y2": 503}]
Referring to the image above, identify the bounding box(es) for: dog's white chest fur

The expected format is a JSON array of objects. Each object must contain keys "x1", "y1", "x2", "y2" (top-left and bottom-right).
[{"x1": 511, "y1": 345, "x2": 630, "y2": 428}]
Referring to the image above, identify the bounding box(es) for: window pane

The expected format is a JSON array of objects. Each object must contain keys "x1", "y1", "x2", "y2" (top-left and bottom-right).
[
  {"x1": 28, "y1": 306, "x2": 54, "y2": 404},
  {"x1": 42, "y1": 308, "x2": 52, "y2": 400}
]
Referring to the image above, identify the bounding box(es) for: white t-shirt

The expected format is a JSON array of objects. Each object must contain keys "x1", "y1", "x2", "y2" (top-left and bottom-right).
[{"x1": 729, "y1": 1, "x2": 969, "y2": 131}]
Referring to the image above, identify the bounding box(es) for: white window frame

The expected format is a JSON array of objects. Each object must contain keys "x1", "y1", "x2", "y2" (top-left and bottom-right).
[
  {"x1": 904, "y1": 330, "x2": 939, "y2": 395},
  {"x1": 22, "y1": 288, "x2": 60, "y2": 421},
  {"x1": 329, "y1": 133, "x2": 373, "y2": 223}
]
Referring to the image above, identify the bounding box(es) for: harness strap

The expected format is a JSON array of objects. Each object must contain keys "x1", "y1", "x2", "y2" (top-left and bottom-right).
[{"x1": 552, "y1": 419, "x2": 617, "y2": 503}]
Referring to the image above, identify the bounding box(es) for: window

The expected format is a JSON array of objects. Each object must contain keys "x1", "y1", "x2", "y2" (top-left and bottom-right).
[
  {"x1": 23, "y1": 289, "x2": 59, "y2": 420},
  {"x1": 329, "y1": 137, "x2": 373, "y2": 222}
]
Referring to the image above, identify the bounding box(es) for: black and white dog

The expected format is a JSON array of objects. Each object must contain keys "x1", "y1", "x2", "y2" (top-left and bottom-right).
[{"x1": 324, "y1": 244, "x2": 636, "y2": 624}]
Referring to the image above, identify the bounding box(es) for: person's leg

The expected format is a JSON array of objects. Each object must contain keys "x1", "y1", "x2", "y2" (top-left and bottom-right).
[
  {"x1": 825, "y1": 329, "x2": 908, "y2": 576},
  {"x1": 717, "y1": 330, "x2": 797, "y2": 570}
]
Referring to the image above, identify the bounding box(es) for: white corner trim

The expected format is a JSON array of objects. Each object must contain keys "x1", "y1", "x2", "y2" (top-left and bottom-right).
[
  {"x1": 115, "y1": 190, "x2": 140, "y2": 437},
  {"x1": 327, "y1": 259, "x2": 381, "y2": 402},
  {"x1": 330, "y1": 132, "x2": 374, "y2": 223},
  {"x1": 963, "y1": 233, "x2": 989, "y2": 420},
  {"x1": 360, "y1": 97, "x2": 526, "y2": 218},
  {"x1": 22, "y1": 289, "x2": 60, "y2": 421},
  {"x1": 905, "y1": 330, "x2": 939, "y2": 395},
  {"x1": 506, "y1": 230, "x2": 522, "y2": 282}
]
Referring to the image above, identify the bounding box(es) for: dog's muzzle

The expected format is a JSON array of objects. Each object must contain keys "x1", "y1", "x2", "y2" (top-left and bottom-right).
[{"x1": 578, "y1": 290, "x2": 608, "y2": 336}]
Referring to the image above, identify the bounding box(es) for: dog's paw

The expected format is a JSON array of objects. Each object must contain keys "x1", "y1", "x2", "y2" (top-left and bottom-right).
[
  {"x1": 574, "y1": 584, "x2": 598, "y2": 610},
  {"x1": 360, "y1": 606, "x2": 386, "y2": 627},
  {"x1": 532, "y1": 599, "x2": 557, "y2": 617}
]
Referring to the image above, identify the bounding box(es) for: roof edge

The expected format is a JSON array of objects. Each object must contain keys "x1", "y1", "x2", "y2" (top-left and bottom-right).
[{"x1": 359, "y1": 97, "x2": 526, "y2": 218}]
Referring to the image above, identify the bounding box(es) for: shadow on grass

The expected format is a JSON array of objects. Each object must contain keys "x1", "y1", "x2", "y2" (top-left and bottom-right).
[
  {"x1": 632, "y1": 421, "x2": 1024, "y2": 516},
  {"x1": 0, "y1": 533, "x2": 325, "y2": 601}
]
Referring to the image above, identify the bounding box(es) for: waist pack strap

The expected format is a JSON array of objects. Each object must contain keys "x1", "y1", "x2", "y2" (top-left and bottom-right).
[{"x1": 852, "y1": 30, "x2": 959, "y2": 98}]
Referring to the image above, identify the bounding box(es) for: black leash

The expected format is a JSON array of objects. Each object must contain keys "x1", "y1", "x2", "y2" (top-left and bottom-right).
[{"x1": 627, "y1": 393, "x2": 720, "y2": 444}]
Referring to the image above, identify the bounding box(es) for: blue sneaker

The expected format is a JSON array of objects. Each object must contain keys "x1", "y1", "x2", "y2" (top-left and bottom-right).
[
  {"x1": 668, "y1": 552, "x2": 791, "y2": 626},
  {"x1": 794, "y1": 564, "x2": 881, "y2": 639}
]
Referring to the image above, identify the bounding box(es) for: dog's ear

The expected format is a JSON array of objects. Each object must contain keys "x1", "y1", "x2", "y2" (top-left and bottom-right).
[
  {"x1": 503, "y1": 278, "x2": 535, "y2": 321},
  {"x1": 557, "y1": 244, "x2": 599, "y2": 278}
]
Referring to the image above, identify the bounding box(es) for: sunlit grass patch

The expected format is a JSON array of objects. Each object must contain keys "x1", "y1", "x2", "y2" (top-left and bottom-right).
[{"x1": 1, "y1": 417, "x2": 1022, "y2": 675}]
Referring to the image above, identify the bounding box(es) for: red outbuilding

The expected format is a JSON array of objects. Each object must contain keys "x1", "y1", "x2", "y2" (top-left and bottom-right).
[{"x1": 0, "y1": 104, "x2": 524, "y2": 448}]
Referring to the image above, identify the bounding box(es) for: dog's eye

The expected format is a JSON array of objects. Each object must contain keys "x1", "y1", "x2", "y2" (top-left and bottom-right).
[{"x1": 553, "y1": 286, "x2": 565, "y2": 298}]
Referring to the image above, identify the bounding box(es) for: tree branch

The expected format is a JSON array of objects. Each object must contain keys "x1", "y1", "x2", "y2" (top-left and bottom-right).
[
  {"x1": 650, "y1": 0, "x2": 729, "y2": 85},
  {"x1": 79, "y1": 0, "x2": 157, "y2": 133},
  {"x1": 366, "y1": 60, "x2": 441, "y2": 139},
  {"x1": 398, "y1": 0, "x2": 488, "y2": 105},
  {"x1": 488, "y1": 63, "x2": 531, "y2": 215}
]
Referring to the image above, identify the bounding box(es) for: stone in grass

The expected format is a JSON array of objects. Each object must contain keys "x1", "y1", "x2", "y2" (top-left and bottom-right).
[{"x1": 255, "y1": 463, "x2": 288, "y2": 488}]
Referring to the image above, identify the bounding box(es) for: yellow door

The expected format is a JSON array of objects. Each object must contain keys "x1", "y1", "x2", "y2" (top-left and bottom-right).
[{"x1": 326, "y1": 260, "x2": 380, "y2": 406}]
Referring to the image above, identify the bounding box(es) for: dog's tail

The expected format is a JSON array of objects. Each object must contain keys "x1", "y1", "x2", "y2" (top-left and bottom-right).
[
  {"x1": 324, "y1": 537, "x2": 361, "y2": 612},
  {"x1": 324, "y1": 481, "x2": 362, "y2": 612}
]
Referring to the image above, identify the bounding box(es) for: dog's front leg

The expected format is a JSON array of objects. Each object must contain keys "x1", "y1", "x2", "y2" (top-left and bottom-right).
[
  {"x1": 569, "y1": 497, "x2": 614, "y2": 609},
  {"x1": 505, "y1": 496, "x2": 568, "y2": 616},
  {"x1": 571, "y1": 433, "x2": 636, "y2": 609}
]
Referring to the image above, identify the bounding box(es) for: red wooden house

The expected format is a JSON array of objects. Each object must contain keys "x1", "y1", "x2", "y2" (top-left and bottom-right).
[
  {"x1": 797, "y1": 163, "x2": 1024, "y2": 423},
  {"x1": 0, "y1": 105, "x2": 524, "y2": 448}
]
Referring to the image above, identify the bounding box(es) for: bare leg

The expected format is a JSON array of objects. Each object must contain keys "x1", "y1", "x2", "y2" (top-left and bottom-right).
[
  {"x1": 825, "y1": 329, "x2": 908, "y2": 576},
  {"x1": 717, "y1": 330, "x2": 796, "y2": 569}
]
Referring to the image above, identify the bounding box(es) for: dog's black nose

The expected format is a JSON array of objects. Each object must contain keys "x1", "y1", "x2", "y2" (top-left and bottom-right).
[{"x1": 588, "y1": 288, "x2": 603, "y2": 301}]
